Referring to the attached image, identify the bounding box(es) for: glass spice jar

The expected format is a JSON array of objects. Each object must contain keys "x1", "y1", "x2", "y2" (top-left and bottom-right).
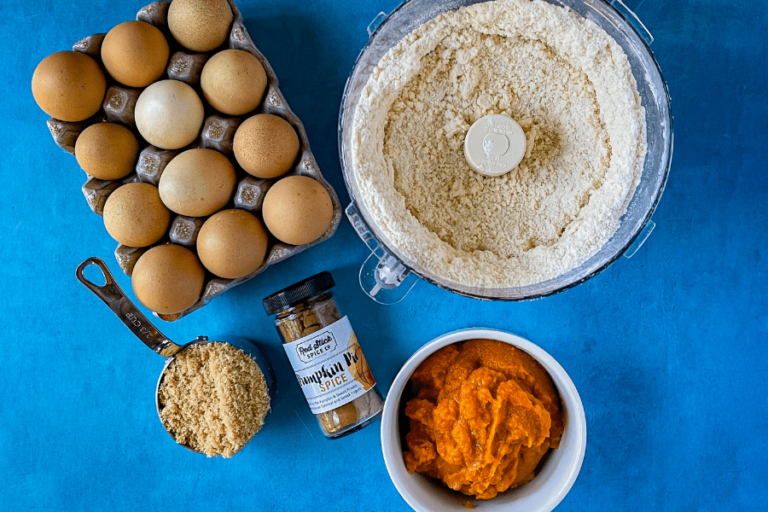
[{"x1": 263, "y1": 271, "x2": 384, "y2": 438}]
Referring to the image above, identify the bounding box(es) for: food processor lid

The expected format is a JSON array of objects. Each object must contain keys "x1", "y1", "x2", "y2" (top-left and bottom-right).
[{"x1": 262, "y1": 271, "x2": 335, "y2": 315}]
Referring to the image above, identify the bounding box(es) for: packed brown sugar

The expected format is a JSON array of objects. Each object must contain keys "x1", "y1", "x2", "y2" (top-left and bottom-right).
[
  {"x1": 403, "y1": 339, "x2": 564, "y2": 500},
  {"x1": 158, "y1": 342, "x2": 270, "y2": 458}
]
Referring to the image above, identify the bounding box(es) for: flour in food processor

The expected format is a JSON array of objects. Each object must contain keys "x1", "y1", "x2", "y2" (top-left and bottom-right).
[{"x1": 352, "y1": 0, "x2": 647, "y2": 288}]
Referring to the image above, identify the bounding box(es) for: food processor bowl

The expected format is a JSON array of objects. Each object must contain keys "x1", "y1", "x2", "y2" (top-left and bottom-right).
[{"x1": 338, "y1": 0, "x2": 672, "y2": 303}]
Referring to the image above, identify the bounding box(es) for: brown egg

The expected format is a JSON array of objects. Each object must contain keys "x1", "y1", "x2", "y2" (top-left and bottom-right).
[
  {"x1": 31, "y1": 51, "x2": 106, "y2": 122},
  {"x1": 168, "y1": 0, "x2": 233, "y2": 52},
  {"x1": 103, "y1": 182, "x2": 171, "y2": 247},
  {"x1": 201, "y1": 50, "x2": 267, "y2": 116},
  {"x1": 132, "y1": 244, "x2": 205, "y2": 314},
  {"x1": 159, "y1": 148, "x2": 236, "y2": 217},
  {"x1": 197, "y1": 209, "x2": 268, "y2": 279},
  {"x1": 233, "y1": 114, "x2": 299, "y2": 179},
  {"x1": 75, "y1": 123, "x2": 139, "y2": 180},
  {"x1": 135, "y1": 80, "x2": 204, "y2": 150},
  {"x1": 262, "y1": 176, "x2": 333, "y2": 245},
  {"x1": 101, "y1": 21, "x2": 169, "y2": 88}
]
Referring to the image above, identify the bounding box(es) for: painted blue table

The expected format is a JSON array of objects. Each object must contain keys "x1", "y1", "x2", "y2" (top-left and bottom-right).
[{"x1": 1, "y1": 0, "x2": 766, "y2": 510}]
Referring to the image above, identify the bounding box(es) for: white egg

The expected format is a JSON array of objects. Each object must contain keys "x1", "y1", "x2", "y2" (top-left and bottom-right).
[{"x1": 135, "y1": 79, "x2": 204, "y2": 150}]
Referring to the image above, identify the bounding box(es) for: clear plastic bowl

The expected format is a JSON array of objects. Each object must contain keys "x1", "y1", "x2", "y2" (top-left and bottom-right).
[{"x1": 338, "y1": 0, "x2": 673, "y2": 303}]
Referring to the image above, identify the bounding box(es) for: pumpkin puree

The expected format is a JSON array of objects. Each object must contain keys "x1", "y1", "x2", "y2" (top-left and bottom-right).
[{"x1": 403, "y1": 340, "x2": 564, "y2": 500}]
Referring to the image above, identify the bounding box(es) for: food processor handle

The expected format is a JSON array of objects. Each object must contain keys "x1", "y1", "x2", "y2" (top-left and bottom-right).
[
  {"x1": 75, "y1": 257, "x2": 184, "y2": 358},
  {"x1": 346, "y1": 203, "x2": 419, "y2": 305}
]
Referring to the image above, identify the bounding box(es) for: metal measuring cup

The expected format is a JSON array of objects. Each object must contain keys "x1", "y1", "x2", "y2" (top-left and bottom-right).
[{"x1": 76, "y1": 257, "x2": 276, "y2": 454}]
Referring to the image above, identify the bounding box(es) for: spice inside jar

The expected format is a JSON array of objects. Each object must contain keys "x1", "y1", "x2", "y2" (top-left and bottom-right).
[{"x1": 263, "y1": 271, "x2": 384, "y2": 438}]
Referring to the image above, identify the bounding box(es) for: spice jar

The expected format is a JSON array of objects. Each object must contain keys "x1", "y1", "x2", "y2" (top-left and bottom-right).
[{"x1": 263, "y1": 271, "x2": 384, "y2": 438}]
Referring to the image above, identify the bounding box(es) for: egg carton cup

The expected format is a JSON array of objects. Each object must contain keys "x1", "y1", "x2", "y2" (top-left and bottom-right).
[{"x1": 48, "y1": 0, "x2": 342, "y2": 321}]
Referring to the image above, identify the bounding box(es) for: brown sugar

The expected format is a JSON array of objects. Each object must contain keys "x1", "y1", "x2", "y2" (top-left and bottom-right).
[{"x1": 158, "y1": 342, "x2": 270, "y2": 457}]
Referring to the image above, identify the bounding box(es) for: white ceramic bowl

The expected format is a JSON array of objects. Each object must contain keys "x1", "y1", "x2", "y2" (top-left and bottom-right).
[{"x1": 381, "y1": 328, "x2": 587, "y2": 512}]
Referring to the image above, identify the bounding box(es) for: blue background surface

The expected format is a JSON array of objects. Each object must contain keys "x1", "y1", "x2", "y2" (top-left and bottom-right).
[{"x1": 1, "y1": 0, "x2": 766, "y2": 510}]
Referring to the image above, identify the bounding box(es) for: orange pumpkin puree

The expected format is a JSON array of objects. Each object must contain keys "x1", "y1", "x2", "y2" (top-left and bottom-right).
[{"x1": 403, "y1": 340, "x2": 564, "y2": 500}]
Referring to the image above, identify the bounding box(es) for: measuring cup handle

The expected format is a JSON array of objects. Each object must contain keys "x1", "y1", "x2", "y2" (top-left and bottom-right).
[{"x1": 76, "y1": 257, "x2": 183, "y2": 358}]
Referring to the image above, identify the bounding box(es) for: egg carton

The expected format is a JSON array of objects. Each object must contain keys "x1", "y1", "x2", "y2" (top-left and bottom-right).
[{"x1": 47, "y1": 0, "x2": 342, "y2": 321}]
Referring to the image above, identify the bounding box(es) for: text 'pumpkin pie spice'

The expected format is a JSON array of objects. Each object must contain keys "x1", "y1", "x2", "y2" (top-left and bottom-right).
[{"x1": 263, "y1": 271, "x2": 384, "y2": 438}]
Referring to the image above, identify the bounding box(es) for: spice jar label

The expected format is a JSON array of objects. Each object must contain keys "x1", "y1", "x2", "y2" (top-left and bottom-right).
[{"x1": 283, "y1": 316, "x2": 376, "y2": 414}]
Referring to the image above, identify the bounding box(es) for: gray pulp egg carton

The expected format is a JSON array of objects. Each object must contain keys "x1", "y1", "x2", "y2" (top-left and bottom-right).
[{"x1": 48, "y1": 0, "x2": 342, "y2": 322}]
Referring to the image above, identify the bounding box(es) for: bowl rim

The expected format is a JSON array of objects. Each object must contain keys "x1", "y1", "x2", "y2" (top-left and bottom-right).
[{"x1": 381, "y1": 328, "x2": 587, "y2": 512}]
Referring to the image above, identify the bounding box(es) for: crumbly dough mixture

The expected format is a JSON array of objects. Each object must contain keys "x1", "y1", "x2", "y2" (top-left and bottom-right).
[
  {"x1": 352, "y1": 0, "x2": 647, "y2": 288},
  {"x1": 158, "y1": 343, "x2": 270, "y2": 458}
]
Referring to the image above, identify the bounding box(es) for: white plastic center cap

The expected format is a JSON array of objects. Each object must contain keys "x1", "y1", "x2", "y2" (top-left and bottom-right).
[{"x1": 464, "y1": 114, "x2": 527, "y2": 177}]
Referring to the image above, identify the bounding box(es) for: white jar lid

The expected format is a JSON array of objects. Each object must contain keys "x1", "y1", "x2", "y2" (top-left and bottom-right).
[{"x1": 463, "y1": 114, "x2": 527, "y2": 177}]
